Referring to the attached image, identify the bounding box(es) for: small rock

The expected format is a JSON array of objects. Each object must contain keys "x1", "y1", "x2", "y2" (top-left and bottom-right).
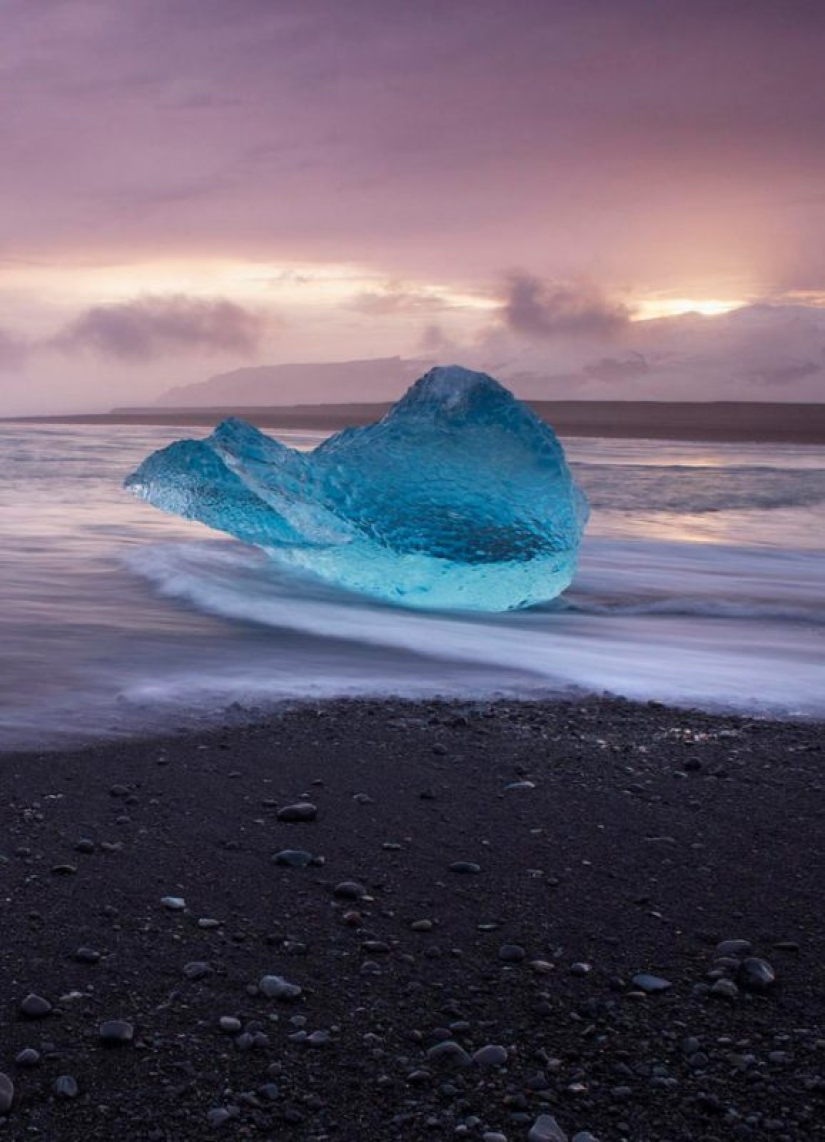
[
  {"x1": 570, "y1": 962, "x2": 592, "y2": 976},
  {"x1": 273, "y1": 849, "x2": 314, "y2": 868},
  {"x1": 0, "y1": 1074, "x2": 13, "y2": 1115},
  {"x1": 632, "y1": 973, "x2": 673, "y2": 993},
  {"x1": 15, "y1": 1049, "x2": 40, "y2": 1068},
  {"x1": 183, "y1": 961, "x2": 214, "y2": 981},
  {"x1": 20, "y1": 994, "x2": 52, "y2": 1019},
  {"x1": 426, "y1": 1040, "x2": 471, "y2": 1068},
  {"x1": 259, "y1": 975, "x2": 302, "y2": 1000},
  {"x1": 716, "y1": 938, "x2": 752, "y2": 958},
  {"x1": 498, "y1": 944, "x2": 526, "y2": 962},
  {"x1": 449, "y1": 861, "x2": 481, "y2": 874},
  {"x1": 276, "y1": 802, "x2": 317, "y2": 822},
  {"x1": 472, "y1": 1044, "x2": 508, "y2": 1067},
  {"x1": 333, "y1": 881, "x2": 367, "y2": 900},
  {"x1": 53, "y1": 1075, "x2": 79, "y2": 1100},
  {"x1": 161, "y1": 896, "x2": 186, "y2": 911},
  {"x1": 528, "y1": 1115, "x2": 568, "y2": 1142},
  {"x1": 710, "y1": 978, "x2": 738, "y2": 1001},
  {"x1": 99, "y1": 1019, "x2": 135, "y2": 1045},
  {"x1": 738, "y1": 956, "x2": 776, "y2": 992},
  {"x1": 73, "y1": 947, "x2": 101, "y2": 964}
]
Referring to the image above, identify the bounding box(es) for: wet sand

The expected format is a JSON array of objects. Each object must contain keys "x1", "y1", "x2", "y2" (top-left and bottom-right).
[{"x1": 1, "y1": 696, "x2": 824, "y2": 1140}]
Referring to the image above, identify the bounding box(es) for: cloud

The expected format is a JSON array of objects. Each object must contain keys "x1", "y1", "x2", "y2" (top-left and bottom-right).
[
  {"x1": 744, "y1": 360, "x2": 821, "y2": 387},
  {"x1": 53, "y1": 295, "x2": 267, "y2": 361},
  {"x1": 0, "y1": 327, "x2": 27, "y2": 370},
  {"x1": 418, "y1": 323, "x2": 457, "y2": 354},
  {"x1": 500, "y1": 274, "x2": 632, "y2": 340},
  {"x1": 350, "y1": 282, "x2": 450, "y2": 316},
  {"x1": 583, "y1": 353, "x2": 649, "y2": 382}
]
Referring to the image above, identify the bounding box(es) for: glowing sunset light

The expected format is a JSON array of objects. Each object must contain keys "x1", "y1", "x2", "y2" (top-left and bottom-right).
[{"x1": 633, "y1": 298, "x2": 747, "y2": 321}]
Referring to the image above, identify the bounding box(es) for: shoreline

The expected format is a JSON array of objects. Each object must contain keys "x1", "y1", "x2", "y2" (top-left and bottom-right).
[
  {"x1": 1, "y1": 694, "x2": 824, "y2": 1139},
  {"x1": 5, "y1": 399, "x2": 825, "y2": 444}
]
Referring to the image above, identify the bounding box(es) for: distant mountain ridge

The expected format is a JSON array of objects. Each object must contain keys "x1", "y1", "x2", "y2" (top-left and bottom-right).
[{"x1": 156, "y1": 357, "x2": 430, "y2": 407}]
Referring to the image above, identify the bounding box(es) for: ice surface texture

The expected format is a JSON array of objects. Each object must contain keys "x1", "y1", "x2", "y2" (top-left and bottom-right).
[{"x1": 125, "y1": 366, "x2": 589, "y2": 611}]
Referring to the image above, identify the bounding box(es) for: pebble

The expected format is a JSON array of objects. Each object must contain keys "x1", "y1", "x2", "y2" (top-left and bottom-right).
[
  {"x1": 411, "y1": 919, "x2": 434, "y2": 931},
  {"x1": 449, "y1": 861, "x2": 481, "y2": 874},
  {"x1": 333, "y1": 880, "x2": 368, "y2": 899},
  {"x1": 15, "y1": 1049, "x2": 40, "y2": 1068},
  {"x1": 74, "y1": 838, "x2": 95, "y2": 853},
  {"x1": 161, "y1": 896, "x2": 186, "y2": 911},
  {"x1": 738, "y1": 956, "x2": 776, "y2": 992},
  {"x1": 426, "y1": 1040, "x2": 472, "y2": 1067},
  {"x1": 716, "y1": 938, "x2": 753, "y2": 958},
  {"x1": 631, "y1": 972, "x2": 673, "y2": 993},
  {"x1": 0, "y1": 1074, "x2": 13, "y2": 1115},
  {"x1": 472, "y1": 1043, "x2": 508, "y2": 1067},
  {"x1": 20, "y1": 993, "x2": 52, "y2": 1019},
  {"x1": 53, "y1": 1075, "x2": 79, "y2": 1100},
  {"x1": 570, "y1": 962, "x2": 592, "y2": 976},
  {"x1": 99, "y1": 1019, "x2": 135, "y2": 1045},
  {"x1": 273, "y1": 849, "x2": 315, "y2": 867},
  {"x1": 276, "y1": 802, "x2": 317, "y2": 822},
  {"x1": 259, "y1": 974, "x2": 302, "y2": 1000},
  {"x1": 710, "y1": 978, "x2": 739, "y2": 1001},
  {"x1": 73, "y1": 947, "x2": 101, "y2": 964},
  {"x1": 219, "y1": 1016, "x2": 242, "y2": 1033},
  {"x1": 498, "y1": 944, "x2": 526, "y2": 962},
  {"x1": 183, "y1": 960, "x2": 214, "y2": 980},
  {"x1": 528, "y1": 1115, "x2": 568, "y2": 1142}
]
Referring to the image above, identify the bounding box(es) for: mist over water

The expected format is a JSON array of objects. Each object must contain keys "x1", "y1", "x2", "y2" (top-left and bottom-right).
[{"x1": 1, "y1": 424, "x2": 824, "y2": 748}]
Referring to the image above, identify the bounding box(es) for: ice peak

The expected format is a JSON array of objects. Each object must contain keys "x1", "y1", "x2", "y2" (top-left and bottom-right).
[{"x1": 396, "y1": 365, "x2": 510, "y2": 415}]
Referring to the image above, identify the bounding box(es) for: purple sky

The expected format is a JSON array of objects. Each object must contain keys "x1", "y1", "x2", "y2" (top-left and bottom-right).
[{"x1": 2, "y1": 0, "x2": 825, "y2": 411}]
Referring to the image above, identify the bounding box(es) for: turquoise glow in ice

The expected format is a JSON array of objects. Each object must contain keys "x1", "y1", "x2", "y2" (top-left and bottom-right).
[{"x1": 125, "y1": 366, "x2": 589, "y2": 611}]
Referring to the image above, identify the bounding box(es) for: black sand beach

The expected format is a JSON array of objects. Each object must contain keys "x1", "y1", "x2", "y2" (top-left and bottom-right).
[{"x1": 1, "y1": 697, "x2": 824, "y2": 1140}]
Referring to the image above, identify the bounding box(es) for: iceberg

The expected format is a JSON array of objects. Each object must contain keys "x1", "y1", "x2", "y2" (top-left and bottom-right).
[{"x1": 125, "y1": 366, "x2": 589, "y2": 611}]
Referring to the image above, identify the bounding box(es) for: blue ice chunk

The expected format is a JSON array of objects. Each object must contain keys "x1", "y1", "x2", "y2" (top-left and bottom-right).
[{"x1": 125, "y1": 366, "x2": 589, "y2": 611}]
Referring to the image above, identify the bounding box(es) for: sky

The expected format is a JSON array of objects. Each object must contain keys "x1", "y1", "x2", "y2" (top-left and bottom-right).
[{"x1": 2, "y1": 0, "x2": 825, "y2": 413}]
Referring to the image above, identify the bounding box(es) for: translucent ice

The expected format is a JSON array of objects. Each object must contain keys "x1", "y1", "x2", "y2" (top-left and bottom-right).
[{"x1": 125, "y1": 366, "x2": 589, "y2": 610}]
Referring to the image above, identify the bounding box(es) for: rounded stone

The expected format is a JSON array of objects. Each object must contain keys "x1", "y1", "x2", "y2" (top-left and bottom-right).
[
  {"x1": 0, "y1": 1074, "x2": 14, "y2": 1115},
  {"x1": 426, "y1": 1040, "x2": 471, "y2": 1068},
  {"x1": 183, "y1": 961, "x2": 214, "y2": 981},
  {"x1": 259, "y1": 974, "x2": 302, "y2": 1001},
  {"x1": 631, "y1": 973, "x2": 673, "y2": 993},
  {"x1": 20, "y1": 994, "x2": 52, "y2": 1019},
  {"x1": 498, "y1": 944, "x2": 526, "y2": 962},
  {"x1": 276, "y1": 802, "x2": 317, "y2": 822},
  {"x1": 715, "y1": 939, "x2": 752, "y2": 958},
  {"x1": 333, "y1": 881, "x2": 367, "y2": 900},
  {"x1": 273, "y1": 849, "x2": 314, "y2": 868},
  {"x1": 738, "y1": 956, "x2": 776, "y2": 992},
  {"x1": 53, "y1": 1075, "x2": 79, "y2": 1100},
  {"x1": 472, "y1": 1043, "x2": 509, "y2": 1067},
  {"x1": 99, "y1": 1019, "x2": 135, "y2": 1045}
]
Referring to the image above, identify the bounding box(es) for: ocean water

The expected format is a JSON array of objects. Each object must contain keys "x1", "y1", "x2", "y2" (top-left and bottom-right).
[{"x1": 1, "y1": 423, "x2": 823, "y2": 748}]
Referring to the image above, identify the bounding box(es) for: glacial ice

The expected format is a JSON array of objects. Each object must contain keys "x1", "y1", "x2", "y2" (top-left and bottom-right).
[{"x1": 125, "y1": 366, "x2": 589, "y2": 611}]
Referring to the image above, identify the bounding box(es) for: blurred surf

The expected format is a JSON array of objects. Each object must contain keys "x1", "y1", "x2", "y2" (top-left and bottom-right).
[{"x1": 1, "y1": 424, "x2": 823, "y2": 747}]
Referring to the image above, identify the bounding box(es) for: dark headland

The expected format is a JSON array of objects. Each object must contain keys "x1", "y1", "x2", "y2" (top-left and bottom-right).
[
  {"x1": 2, "y1": 696, "x2": 824, "y2": 1140},
  {"x1": 7, "y1": 400, "x2": 825, "y2": 443}
]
